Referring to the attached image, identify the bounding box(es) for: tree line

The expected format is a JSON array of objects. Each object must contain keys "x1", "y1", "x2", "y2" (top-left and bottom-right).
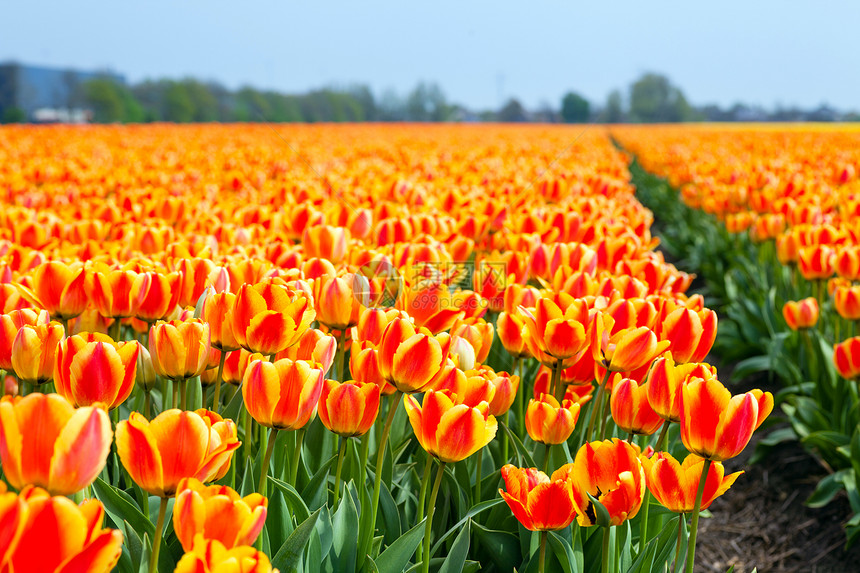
[{"x1": 24, "y1": 72, "x2": 860, "y2": 124}]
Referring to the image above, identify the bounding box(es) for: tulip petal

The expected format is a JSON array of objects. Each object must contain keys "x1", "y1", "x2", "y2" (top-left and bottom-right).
[
  {"x1": 49, "y1": 407, "x2": 112, "y2": 496},
  {"x1": 116, "y1": 413, "x2": 165, "y2": 497}
]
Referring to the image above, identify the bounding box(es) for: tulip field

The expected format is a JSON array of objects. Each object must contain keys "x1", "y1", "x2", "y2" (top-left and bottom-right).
[{"x1": 11, "y1": 120, "x2": 860, "y2": 573}]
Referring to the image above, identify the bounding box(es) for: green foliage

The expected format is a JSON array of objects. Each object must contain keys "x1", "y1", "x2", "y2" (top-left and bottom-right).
[
  {"x1": 560, "y1": 92, "x2": 590, "y2": 123},
  {"x1": 628, "y1": 73, "x2": 692, "y2": 123}
]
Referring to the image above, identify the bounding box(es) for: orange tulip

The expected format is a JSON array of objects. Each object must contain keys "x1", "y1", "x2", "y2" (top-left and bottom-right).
[
  {"x1": 0, "y1": 393, "x2": 112, "y2": 495},
  {"x1": 525, "y1": 394, "x2": 581, "y2": 445},
  {"x1": 302, "y1": 225, "x2": 349, "y2": 264},
  {"x1": 274, "y1": 327, "x2": 337, "y2": 375},
  {"x1": 594, "y1": 319, "x2": 669, "y2": 373},
  {"x1": 350, "y1": 342, "x2": 395, "y2": 394},
  {"x1": 89, "y1": 267, "x2": 140, "y2": 318},
  {"x1": 520, "y1": 297, "x2": 590, "y2": 366},
  {"x1": 834, "y1": 285, "x2": 860, "y2": 321},
  {"x1": 314, "y1": 274, "x2": 364, "y2": 330},
  {"x1": 610, "y1": 378, "x2": 664, "y2": 436},
  {"x1": 242, "y1": 358, "x2": 325, "y2": 430},
  {"x1": 2, "y1": 486, "x2": 123, "y2": 573},
  {"x1": 116, "y1": 408, "x2": 240, "y2": 497},
  {"x1": 318, "y1": 379, "x2": 380, "y2": 437},
  {"x1": 0, "y1": 308, "x2": 49, "y2": 370},
  {"x1": 496, "y1": 311, "x2": 530, "y2": 358},
  {"x1": 396, "y1": 283, "x2": 464, "y2": 335},
  {"x1": 173, "y1": 478, "x2": 267, "y2": 552},
  {"x1": 782, "y1": 297, "x2": 819, "y2": 330},
  {"x1": 11, "y1": 322, "x2": 65, "y2": 385},
  {"x1": 132, "y1": 271, "x2": 182, "y2": 322},
  {"x1": 646, "y1": 354, "x2": 717, "y2": 423},
  {"x1": 680, "y1": 376, "x2": 773, "y2": 461},
  {"x1": 0, "y1": 481, "x2": 27, "y2": 566},
  {"x1": 658, "y1": 307, "x2": 717, "y2": 364},
  {"x1": 478, "y1": 366, "x2": 520, "y2": 417},
  {"x1": 176, "y1": 258, "x2": 230, "y2": 309},
  {"x1": 54, "y1": 333, "x2": 139, "y2": 410},
  {"x1": 378, "y1": 317, "x2": 446, "y2": 393},
  {"x1": 498, "y1": 464, "x2": 577, "y2": 531},
  {"x1": 231, "y1": 280, "x2": 316, "y2": 356},
  {"x1": 200, "y1": 290, "x2": 240, "y2": 352},
  {"x1": 174, "y1": 536, "x2": 276, "y2": 573},
  {"x1": 834, "y1": 337, "x2": 860, "y2": 380},
  {"x1": 404, "y1": 389, "x2": 497, "y2": 463},
  {"x1": 568, "y1": 438, "x2": 646, "y2": 526},
  {"x1": 354, "y1": 307, "x2": 403, "y2": 346},
  {"x1": 642, "y1": 452, "x2": 742, "y2": 513},
  {"x1": 798, "y1": 245, "x2": 835, "y2": 281},
  {"x1": 148, "y1": 318, "x2": 211, "y2": 380},
  {"x1": 835, "y1": 245, "x2": 860, "y2": 281},
  {"x1": 26, "y1": 261, "x2": 88, "y2": 320}
]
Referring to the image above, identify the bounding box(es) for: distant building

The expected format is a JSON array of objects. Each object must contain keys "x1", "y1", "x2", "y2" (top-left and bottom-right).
[{"x1": 0, "y1": 62, "x2": 125, "y2": 122}]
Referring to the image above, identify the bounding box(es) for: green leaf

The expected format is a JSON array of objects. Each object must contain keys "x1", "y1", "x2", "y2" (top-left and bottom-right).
[
  {"x1": 500, "y1": 421, "x2": 537, "y2": 468},
  {"x1": 91, "y1": 477, "x2": 154, "y2": 538},
  {"x1": 807, "y1": 470, "x2": 850, "y2": 508},
  {"x1": 438, "y1": 519, "x2": 471, "y2": 573},
  {"x1": 271, "y1": 508, "x2": 322, "y2": 573},
  {"x1": 431, "y1": 498, "x2": 504, "y2": 554},
  {"x1": 374, "y1": 518, "x2": 425, "y2": 573},
  {"x1": 223, "y1": 384, "x2": 245, "y2": 421},
  {"x1": 269, "y1": 476, "x2": 312, "y2": 524},
  {"x1": 473, "y1": 522, "x2": 522, "y2": 572},
  {"x1": 628, "y1": 515, "x2": 682, "y2": 573},
  {"x1": 379, "y1": 479, "x2": 403, "y2": 546},
  {"x1": 302, "y1": 453, "x2": 339, "y2": 511},
  {"x1": 331, "y1": 481, "x2": 359, "y2": 573}
]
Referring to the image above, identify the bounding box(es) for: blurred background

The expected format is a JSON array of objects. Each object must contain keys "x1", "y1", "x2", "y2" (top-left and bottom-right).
[{"x1": 1, "y1": 1, "x2": 858, "y2": 124}]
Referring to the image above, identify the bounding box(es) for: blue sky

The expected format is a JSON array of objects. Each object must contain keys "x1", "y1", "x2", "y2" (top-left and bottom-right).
[{"x1": 3, "y1": 1, "x2": 857, "y2": 110}]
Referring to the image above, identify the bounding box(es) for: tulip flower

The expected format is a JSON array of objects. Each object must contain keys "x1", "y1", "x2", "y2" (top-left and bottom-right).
[
  {"x1": 499, "y1": 464, "x2": 577, "y2": 531},
  {"x1": 149, "y1": 318, "x2": 211, "y2": 380},
  {"x1": 798, "y1": 245, "x2": 835, "y2": 281},
  {"x1": 318, "y1": 378, "x2": 380, "y2": 437},
  {"x1": 396, "y1": 282, "x2": 464, "y2": 334},
  {"x1": 610, "y1": 378, "x2": 664, "y2": 436},
  {"x1": 519, "y1": 297, "x2": 590, "y2": 367},
  {"x1": 568, "y1": 438, "x2": 646, "y2": 527},
  {"x1": 594, "y1": 320, "x2": 669, "y2": 373},
  {"x1": 0, "y1": 393, "x2": 112, "y2": 495},
  {"x1": 526, "y1": 394, "x2": 581, "y2": 445},
  {"x1": 232, "y1": 280, "x2": 316, "y2": 356},
  {"x1": 200, "y1": 290, "x2": 240, "y2": 352},
  {"x1": 275, "y1": 327, "x2": 337, "y2": 375},
  {"x1": 314, "y1": 274, "x2": 364, "y2": 330},
  {"x1": 0, "y1": 308, "x2": 49, "y2": 370},
  {"x1": 25, "y1": 261, "x2": 88, "y2": 321},
  {"x1": 658, "y1": 307, "x2": 717, "y2": 364},
  {"x1": 132, "y1": 270, "x2": 182, "y2": 323},
  {"x1": 173, "y1": 478, "x2": 267, "y2": 552},
  {"x1": 782, "y1": 298, "x2": 819, "y2": 330},
  {"x1": 116, "y1": 408, "x2": 240, "y2": 497},
  {"x1": 2, "y1": 486, "x2": 123, "y2": 573},
  {"x1": 835, "y1": 246, "x2": 860, "y2": 281},
  {"x1": 404, "y1": 389, "x2": 497, "y2": 463},
  {"x1": 451, "y1": 317, "x2": 495, "y2": 364},
  {"x1": 54, "y1": 333, "x2": 139, "y2": 410},
  {"x1": 11, "y1": 322, "x2": 65, "y2": 385},
  {"x1": 242, "y1": 358, "x2": 325, "y2": 431},
  {"x1": 378, "y1": 317, "x2": 446, "y2": 393},
  {"x1": 174, "y1": 536, "x2": 277, "y2": 573},
  {"x1": 646, "y1": 353, "x2": 717, "y2": 424},
  {"x1": 834, "y1": 337, "x2": 860, "y2": 380},
  {"x1": 642, "y1": 452, "x2": 742, "y2": 513},
  {"x1": 302, "y1": 224, "x2": 349, "y2": 264},
  {"x1": 0, "y1": 481, "x2": 26, "y2": 566},
  {"x1": 496, "y1": 311, "x2": 530, "y2": 358},
  {"x1": 89, "y1": 267, "x2": 140, "y2": 319},
  {"x1": 679, "y1": 376, "x2": 773, "y2": 462},
  {"x1": 834, "y1": 285, "x2": 860, "y2": 321}
]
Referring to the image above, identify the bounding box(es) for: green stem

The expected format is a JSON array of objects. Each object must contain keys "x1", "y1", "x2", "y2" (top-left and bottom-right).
[
  {"x1": 502, "y1": 410, "x2": 510, "y2": 463},
  {"x1": 144, "y1": 391, "x2": 152, "y2": 420},
  {"x1": 290, "y1": 427, "x2": 306, "y2": 487},
  {"x1": 673, "y1": 513, "x2": 686, "y2": 573},
  {"x1": 515, "y1": 358, "x2": 526, "y2": 437},
  {"x1": 359, "y1": 431, "x2": 370, "y2": 483},
  {"x1": 335, "y1": 331, "x2": 347, "y2": 383},
  {"x1": 180, "y1": 378, "x2": 188, "y2": 410},
  {"x1": 421, "y1": 461, "x2": 446, "y2": 573},
  {"x1": 538, "y1": 530, "x2": 548, "y2": 573},
  {"x1": 111, "y1": 317, "x2": 122, "y2": 342},
  {"x1": 474, "y1": 446, "x2": 483, "y2": 503},
  {"x1": 654, "y1": 420, "x2": 671, "y2": 452},
  {"x1": 597, "y1": 383, "x2": 613, "y2": 440},
  {"x1": 333, "y1": 436, "x2": 348, "y2": 506},
  {"x1": 244, "y1": 407, "x2": 254, "y2": 464},
  {"x1": 586, "y1": 370, "x2": 612, "y2": 443},
  {"x1": 149, "y1": 497, "x2": 169, "y2": 573},
  {"x1": 415, "y1": 453, "x2": 434, "y2": 562},
  {"x1": 602, "y1": 525, "x2": 611, "y2": 573},
  {"x1": 543, "y1": 442, "x2": 552, "y2": 474},
  {"x1": 684, "y1": 459, "x2": 712, "y2": 573},
  {"x1": 801, "y1": 329, "x2": 818, "y2": 383},
  {"x1": 370, "y1": 391, "x2": 403, "y2": 539},
  {"x1": 550, "y1": 359, "x2": 563, "y2": 402},
  {"x1": 213, "y1": 350, "x2": 227, "y2": 415},
  {"x1": 639, "y1": 491, "x2": 651, "y2": 547},
  {"x1": 258, "y1": 427, "x2": 276, "y2": 497}
]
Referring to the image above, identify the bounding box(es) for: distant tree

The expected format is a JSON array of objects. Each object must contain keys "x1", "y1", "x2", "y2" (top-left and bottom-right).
[
  {"x1": 1, "y1": 107, "x2": 25, "y2": 123},
  {"x1": 406, "y1": 82, "x2": 451, "y2": 121},
  {"x1": 378, "y1": 89, "x2": 406, "y2": 121},
  {"x1": 83, "y1": 79, "x2": 125, "y2": 122},
  {"x1": 497, "y1": 98, "x2": 528, "y2": 122},
  {"x1": 234, "y1": 87, "x2": 272, "y2": 121},
  {"x1": 628, "y1": 73, "x2": 691, "y2": 123},
  {"x1": 347, "y1": 85, "x2": 378, "y2": 121},
  {"x1": 601, "y1": 90, "x2": 624, "y2": 123},
  {"x1": 560, "y1": 92, "x2": 590, "y2": 123},
  {"x1": 163, "y1": 82, "x2": 195, "y2": 122},
  {"x1": 182, "y1": 80, "x2": 219, "y2": 122}
]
